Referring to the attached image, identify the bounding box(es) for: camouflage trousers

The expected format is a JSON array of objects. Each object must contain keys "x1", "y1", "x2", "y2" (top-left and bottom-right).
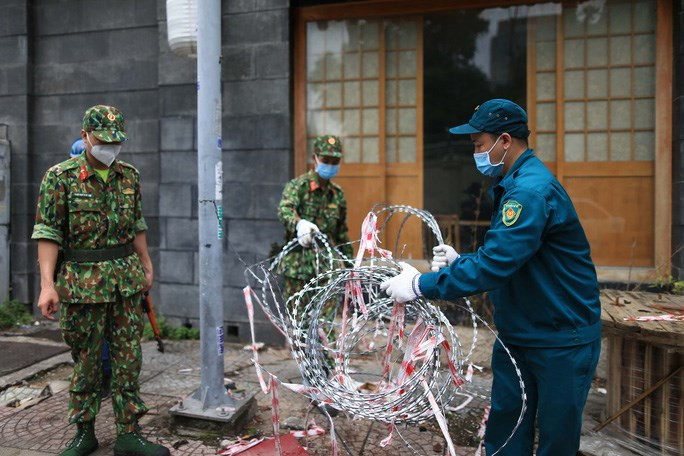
[{"x1": 59, "y1": 292, "x2": 148, "y2": 435}]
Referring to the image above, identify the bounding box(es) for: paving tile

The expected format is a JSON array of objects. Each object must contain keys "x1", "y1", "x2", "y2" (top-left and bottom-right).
[{"x1": 0, "y1": 328, "x2": 620, "y2": 455}]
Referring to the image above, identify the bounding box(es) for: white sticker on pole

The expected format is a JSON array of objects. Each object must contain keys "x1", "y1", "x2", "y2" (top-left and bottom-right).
[
  {"x1": 215, "y1": 161, "x2": 223, "y2": 201},
  {"x1": 213, "y1": 99, "x2": 221, "y2": 136},
  {"x1": 217, "y1": 325, "x2": 225, "y2": 355}
]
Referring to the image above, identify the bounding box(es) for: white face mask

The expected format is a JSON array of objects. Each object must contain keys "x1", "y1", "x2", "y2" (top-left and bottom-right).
[
  {"x1": 86, "y1": 133, "x2": 122, "y2": 167},
  {"x1": 473, "y1": 135, "x2": 508, "y2": 177}
]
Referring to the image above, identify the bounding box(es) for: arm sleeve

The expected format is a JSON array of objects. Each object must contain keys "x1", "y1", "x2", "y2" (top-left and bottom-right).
[
  {"x1": 133, "y1": 172, "x2": 148, "y2": 233},
  {"x1": 277, "y1": 180, "x2": 302, "y2": 233},
  {"x1": 31, "y1": 170, "x2": 67, "y2": 245},
  {"x1": 419, "y1": 188, "x2": 550, "y2": 300},
  {"x1": 335, "y1": 193, "x2": 354, "y2": 259}
]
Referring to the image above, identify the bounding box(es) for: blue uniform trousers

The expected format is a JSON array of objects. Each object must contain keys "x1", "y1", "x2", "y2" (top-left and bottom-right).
[{"x1": 484, "y1": 339, "x2": 600, "y2": 456}]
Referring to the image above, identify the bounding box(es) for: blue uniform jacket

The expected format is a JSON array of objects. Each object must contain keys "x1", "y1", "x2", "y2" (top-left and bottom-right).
[{"x1": 419, "y1": 149, "x2": 601, "y2": 347}]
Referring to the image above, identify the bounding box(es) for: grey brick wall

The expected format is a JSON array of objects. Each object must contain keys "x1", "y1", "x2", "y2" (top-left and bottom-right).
[
  {"x1": 1, "y1": 0, "x2": 31, "y2": 303},
  {"x1": 154, "y1": 0, "x2": 290, "y2": 344},
  {"x1": 17, "y1": 0, "x2": 162, "y2": 310},
  {"x1": 222, "y1": 0, "x2": 290, "y2": 344},
  {"x1": 1, "y1": 0, "x2": 289, "y2": 343}
]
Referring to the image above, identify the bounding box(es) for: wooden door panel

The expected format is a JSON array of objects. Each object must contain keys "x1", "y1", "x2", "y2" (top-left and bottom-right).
[
  {"x1": 334, "y1": 175, "x2": 385, "y2": 254},
  {"x1": 565, "y1": 176, "x2": 654, "y2": 267},
  {"x1": 297, "y1": 17, "x2": 425, "y2": 259},
  {"x1": 383, "y1": 175, "x2": 423, "y2": 259},
  {"x1": 526, "y1": 2, "x2": 668, "y2": 272}
]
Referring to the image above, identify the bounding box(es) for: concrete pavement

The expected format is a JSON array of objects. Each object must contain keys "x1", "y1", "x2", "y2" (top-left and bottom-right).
[{"x1": 0, "y1": 323, "x2": 636, "y2": 455}]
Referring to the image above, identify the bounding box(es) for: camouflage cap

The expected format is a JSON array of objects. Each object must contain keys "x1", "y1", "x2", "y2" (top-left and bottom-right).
[
  {"x1": 313, "y1": 135, "x2": 342, "y2": 158},
  {"x1": 82, "y1": 105, "x2": 127, "y2": 142}
]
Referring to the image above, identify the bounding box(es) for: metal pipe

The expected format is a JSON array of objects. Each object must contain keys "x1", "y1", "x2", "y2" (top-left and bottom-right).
[{"x1": 193, "y1": 0, "x2": 230, "y2": 410}]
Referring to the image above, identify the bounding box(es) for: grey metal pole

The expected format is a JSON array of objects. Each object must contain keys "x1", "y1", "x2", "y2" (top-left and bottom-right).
[
  {"x1": 192, "y1": 0, "x2": 230, "y2": 410},
  {"x1": 169, "y1": 0, "x2": 254, "y2": 428}
]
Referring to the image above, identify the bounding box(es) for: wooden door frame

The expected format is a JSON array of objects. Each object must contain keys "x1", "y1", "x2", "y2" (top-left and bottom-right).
[
  {"x1": 297, "y1": 0, "x2": 544, "y2": 22},
  {"x1": 294, "y1": 0, "x2": 673, "y2": 276},
  {"x1": 654, "y1": 0, "x2": 673, "y2": 277}
]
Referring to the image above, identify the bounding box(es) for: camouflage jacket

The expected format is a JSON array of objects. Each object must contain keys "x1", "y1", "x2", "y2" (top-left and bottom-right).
[
  {"x1": 277, "y1": 170, "x2": 353, "y2": 281},
  {"x1": 31, "y1": 153, "x2": 148, "y2": 303}
]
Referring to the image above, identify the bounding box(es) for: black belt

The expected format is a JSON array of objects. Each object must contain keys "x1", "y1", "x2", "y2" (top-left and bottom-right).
[{"x1": 63, "y1": 243, "x2": 135, "y2": 262}]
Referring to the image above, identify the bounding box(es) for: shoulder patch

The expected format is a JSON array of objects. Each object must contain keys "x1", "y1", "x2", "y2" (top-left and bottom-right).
[
  {"x1": 48, "y1": 158, "x2": 79, "y2": 176},
  {"x1": 46, "y1": 164, "x2": 63, "y2": 175},
  {"x1": 118, "y1": 160, "x2": 140, "y2": 175},
  {"x1": 502, "y1": 200, "x2": 523, "y2": 227}
]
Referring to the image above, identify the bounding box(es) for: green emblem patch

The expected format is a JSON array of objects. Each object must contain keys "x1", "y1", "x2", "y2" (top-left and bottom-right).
[{"x1": 502, "y1": 200, "x2": 523, "y2": 226}]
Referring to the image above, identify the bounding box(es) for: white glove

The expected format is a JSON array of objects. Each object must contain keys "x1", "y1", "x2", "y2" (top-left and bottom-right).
[
  {"x1": 431, "y1": 244, "x2": 460, "y2": 272},
  {"x1": 296, "y1": 219, "x2": 319, "y2": 247},
  {"x1": 379, "y1": 262, "x2": 422, "y2": 303}
]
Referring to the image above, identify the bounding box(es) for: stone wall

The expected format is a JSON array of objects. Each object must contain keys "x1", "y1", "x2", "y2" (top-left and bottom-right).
[
  {"x1": 23, "y1": 0, "x2": 161, "y2": 311},
  {"x1": 156, "y1": 0, "x2": 290, "y2": 343},
  {"x1": 1, "y1": 0, "x2": 32, "y2": 302},
  {"x1": 2, "y1": 0, "x2": 290, "y2": 344}
]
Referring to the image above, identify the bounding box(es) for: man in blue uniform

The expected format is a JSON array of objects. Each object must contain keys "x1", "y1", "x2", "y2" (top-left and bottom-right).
[
  {"x1": 70, "y1": 138, "x2": 86, "y2": 158},
  {"x1": 381, "y1": 99, "x2": 601, "y2": 456}
]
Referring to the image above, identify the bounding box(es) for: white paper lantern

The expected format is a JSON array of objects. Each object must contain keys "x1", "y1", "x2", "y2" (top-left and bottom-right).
[{"x1": 166, "y1": 0, "x2": 197, "y2": 58}]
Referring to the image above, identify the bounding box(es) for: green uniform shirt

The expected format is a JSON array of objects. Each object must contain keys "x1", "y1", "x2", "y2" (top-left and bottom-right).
[
  {"x1": 277, "y1": 170, "x2": 353, "y2": 281},
  {"x1": 32, "y1": 153, "x2": 148, "y2": 303}
]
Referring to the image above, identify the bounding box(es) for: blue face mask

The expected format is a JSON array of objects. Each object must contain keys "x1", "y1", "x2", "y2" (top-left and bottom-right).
[
  {"x1": 473, "y1": 135, "x2": 508, "y2": 177},
  {"x1": 315, "y1": 157, "x2": 340, "y2": 180}
]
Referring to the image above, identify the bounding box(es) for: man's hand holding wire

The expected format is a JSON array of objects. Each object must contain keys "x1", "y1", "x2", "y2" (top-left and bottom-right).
[
  {"x1": 296, "y1": 219, "x2": 320, "y2": 247},
  {"x1": 431, "y1": 244, "x2": 459, "y2": 272},
  {"x1": 380, "y1": 262, "x2": 422, "y2": 303}
]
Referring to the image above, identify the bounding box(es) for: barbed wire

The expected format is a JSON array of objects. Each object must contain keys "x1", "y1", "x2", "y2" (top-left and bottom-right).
[{"x1": 243, "y1": 205, "x2": 526, "y2": 455}]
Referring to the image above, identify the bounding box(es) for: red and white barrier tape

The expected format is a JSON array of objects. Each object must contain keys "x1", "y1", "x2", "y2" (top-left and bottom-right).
[
  {"x1": 216, "y1": 437, "x2": 265, "y2": 455},
  {"x1": 290, "y1": 425, "x2": 326, "y2": 438},
  {"x1": 244, "y1": 285, "x2": 339, "y2": 456},
  {"x1": 382, "y1": 302, "x2": 402, "y2": 378},
  {"x1": 440, "y1": 339, "x2": 465, "y2": 388},
  {"x1": 379, "y1": 422, "x2": 395, "y2": 447},
  {"x1": 475, "y1": 405, "x2": 491, "y2": 456},
  {"x1": 624, "y1": 314, "x2": 683, "y2": 321},
  {"x1": 422, "y1": 378, "x2": 457, "y2": 456},
  {"x1": 270, "y1": 376, "x2": 282, "y2": 455},
  {"x1": 244, "y1": 286, "x2": 270, "y2": 394},
  {"x1": 445, "y1": 390, "x2": 475, "y2": 413}
]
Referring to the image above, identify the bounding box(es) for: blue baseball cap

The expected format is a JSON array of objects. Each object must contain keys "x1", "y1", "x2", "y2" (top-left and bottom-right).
[
  {"x1": 449, "y1": 99, "x2": 530, "y2": 139},
  {"x1": 70, "y1": 138, "x2": 86, "y2": 158}
]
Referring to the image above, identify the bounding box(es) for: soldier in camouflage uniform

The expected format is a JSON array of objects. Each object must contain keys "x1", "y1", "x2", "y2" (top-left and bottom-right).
[
  {"x1": 277, "y1": 135, "x2": 354, "y2": 302},
  {"x1": 33, "y1": 106, "x2": 170, "y2": 456}
]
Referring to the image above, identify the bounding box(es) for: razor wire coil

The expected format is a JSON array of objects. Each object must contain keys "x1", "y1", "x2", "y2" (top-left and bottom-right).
[{"x1": 243, "y1": 204, "x2": 526, "y2": 455}]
